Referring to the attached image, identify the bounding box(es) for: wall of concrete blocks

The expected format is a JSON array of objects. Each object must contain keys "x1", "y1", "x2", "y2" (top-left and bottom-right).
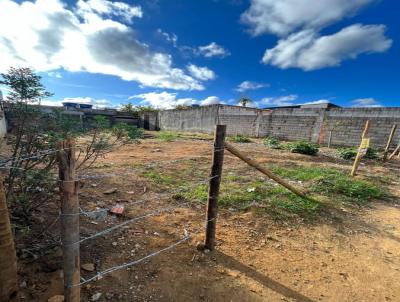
[
  {"x1": 158, "y1": 105, "x2": 219, "y2": 133},
  {"x1": 157, "y1": 105, "x2": 400, "y2": 149}
]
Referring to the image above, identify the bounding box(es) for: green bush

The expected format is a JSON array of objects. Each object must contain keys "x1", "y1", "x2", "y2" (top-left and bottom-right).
[
  {"x1": 229, "y1": 134, "x2": 251, "y2": 143},
  {"x1": 156, "y1": 131, "x2": 179, "y2": 141},
  {"x1": 337, "y1": 147, "x2": 357, "y2": 160},
  {"x1": 112, "y1": 123, "x2": 144, "y2": 139},
  {"x1": 283, "y1": 140, "x2": 319, "y2": 155},
  {"x1": 365, "y1": 147, "x2": 379, "y2": 159},
  {"x1": 263, "y1": 137, "x2": 281, "y2": 149},
  {"x1": 337, "y1": 147, "x2": 378, "y2": 160}
]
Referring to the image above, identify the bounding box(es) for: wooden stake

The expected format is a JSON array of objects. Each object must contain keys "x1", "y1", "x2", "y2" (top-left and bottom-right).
[
  {"x1": 57, "y1": 139, "x2": 80, "y2": 302},
  {"x1": 350, "y1": 120, "x2": 370, "y2": 176},
  {"x1": 204, "y1": 125, "x2": 226, "y2": 251},
  {"x1": 0, "y1": 175, "x2": 18, "y2": 302},
  {"x1": 327, "y1": 130, "x2": 333, "y2": 148},
  {"x1": 388, "y1": 140, "x2": 400, "y2": 160},
  {"x1": 224, "y1": 142, "x2": 308, "y2": 199},
  {"x1": 383, "y1": 124, "x2": 397, "y2": 161}
]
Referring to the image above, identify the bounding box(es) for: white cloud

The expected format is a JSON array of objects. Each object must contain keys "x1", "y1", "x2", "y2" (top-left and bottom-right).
[
  {"x1": 187, "y1": 64, "x2": 216, "y2": 81},
  {"x1": 130, "y1": 92, "x2": 224, "y2": 109},
  {"x1": 0, "y1": 0, "x2": 204, "y2": 91},
  {"x1": 76, "y1": 0, "x2": 143, "y2": 24},
  {"x1": 200, "y1": 96, "x2": 223, "y2": 106},
  {"x1": 302, "y1": 99, "x2": 330, "y2": 105},
  {"x1": 236, "y1": 81, "x2": 269, "y2": 92},
  {"x1": 157, "y1": 29, "x2": 178, "y2": 47},
  {"x1": 260, "y1": 94, "x2": 298, "y2": 107},
  {"x1": 263, "y1": 25, "x2": 392, "y2": 70},
  {"x1": 351, "y1": 98, "x2": 382, "y2": 107},
  {"x1": 197, "y1": 42, "x2": 230, "y2": 58},
  {"x1": 41, "y1": 96, "x2": 113, "y2": 108},
  {"x1": 241, "y1": 0, "x2": 374, "y2": 36}
]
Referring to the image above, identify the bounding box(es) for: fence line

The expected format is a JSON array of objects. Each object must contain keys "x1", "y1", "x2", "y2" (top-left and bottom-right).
[{"x1": 67, "y1": 218, "x2": 215, "y2": 288}]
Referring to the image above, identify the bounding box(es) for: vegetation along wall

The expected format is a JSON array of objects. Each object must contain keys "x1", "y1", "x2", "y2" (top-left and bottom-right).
[{"x1": 158, "y1": 105, "x2": 400, "y2": 149}]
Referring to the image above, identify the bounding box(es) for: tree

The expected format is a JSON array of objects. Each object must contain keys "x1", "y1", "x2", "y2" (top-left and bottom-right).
[
  {"x1": 120, "y1": 102, "x2": 136, "y2": 114},
  {"x1": 0, "y1": 67, "x2": 53, "y2": 103},
  {"x1": 239, "y1": 97, "x2": 252, "y2": 107}
]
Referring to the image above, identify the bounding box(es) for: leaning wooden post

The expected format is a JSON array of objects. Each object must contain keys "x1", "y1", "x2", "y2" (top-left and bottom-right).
[
  {"x1": 224, "y1": 142, "x2": 308, "y2": 199},
  {"x1": 388, "y1": 139, "x2": 400, "y2": 160},
  {"x1": 204, "y1": 125, "x2": 226, "y2": 251},
  {"x1": 384, "y1": 124, "x2": 397, "y2": 160},
  {"x1": 0, "y1": 174, "x2": 18, "y2": 301},
  {"x1": 350, "y1": 120, "x2": 370, "y2": 176},
  {"x1": 57, "y1": 139, "x2": 80, "y2": 302}
]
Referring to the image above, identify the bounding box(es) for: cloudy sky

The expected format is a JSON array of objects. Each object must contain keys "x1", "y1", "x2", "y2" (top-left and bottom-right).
[{"x1": 0, "y1": 0, "x2": 398, "y2": 109}]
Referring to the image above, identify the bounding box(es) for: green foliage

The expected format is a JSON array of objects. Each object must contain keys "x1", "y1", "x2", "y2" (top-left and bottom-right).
[
  {"x1": 0, "y1": 67, "x2": 53, "y2": 102},
  {"x1": 337, "y1": 148, "x2": 357, "y2": 160},
  {"x1": 228, "y1": 134, "x2": 252, "y2": 143},
  {"x1": 239, "y1": 97, "x2": 252, "y2": 107},
  {"x1": 156, "y1": 131, "x2": 179, "y2": 141},
  {"x1": 365, "y1": 147, "x2": 379, "y2": 159},
  {"x1": 337, "y1": 147, "x2": 379, "y2": 160},
  {"x1": 112, "y1": 123, "x2": 144, "y2": 140},
  {"x1": 283, "y1": 140, "x2": 319, "y2": 155},
  {"x1": 263, "y1": 137, "x2": 281, "y2": 149},
  {"x1": 271, "y1": 165, "x2": 382, "y2": 204}
]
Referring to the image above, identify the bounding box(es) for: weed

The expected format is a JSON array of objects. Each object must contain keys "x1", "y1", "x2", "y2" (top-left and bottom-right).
[
  {"x1": 263, "y1": 137, "x2": 281, "y2": 149},
  {"x1": 228, "y1": 134, "x2": 252, "y2": 143},
  {"x1": 337, "y1": 148, "x2": 357, "y2": 160},
  {"x1": 156, "y1": 131, "x2": 180, "y2": 141},
  {"x1": 283, "y1": 141, "x2": 319, "y2": 155}
]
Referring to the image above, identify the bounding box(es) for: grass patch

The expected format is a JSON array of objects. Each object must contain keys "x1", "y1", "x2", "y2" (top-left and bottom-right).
[
  {"x1": 228, "y1": 134, "x2": 252, "y2": 143},
  {"x1": 270, "y1": 165, "x2": 383, "y2": 204},
  {"x1": 155, "y1": 131, "x2": 180, "y2": 141}
]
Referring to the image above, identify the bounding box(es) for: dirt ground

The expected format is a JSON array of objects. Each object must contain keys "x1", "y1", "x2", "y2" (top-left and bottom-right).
[{"x1": 13, "y1": 134, "x2": 400, "y2": 302}]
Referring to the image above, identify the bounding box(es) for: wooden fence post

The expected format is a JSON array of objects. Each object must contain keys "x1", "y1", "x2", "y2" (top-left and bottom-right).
[
  {"x1": 350, "y1": 120, "x2": 370, "y2": 176},
  {"x1": 0, "y1": 174, "x2": 18, "y2": 301},
  {"x1": 383, "y1": 124, "x2": 397, "y2": 160},
  {"x1": 57, "y1": 139, "x2": 80, "y2": 302},
  {"x1": 327, "y1": 130, "x2": 333, "y2": 148},
  {"x1": 204, "y1": 125, "x2": 226, "y2": 251},
  {"x1": 388, "y1": 139, "x2": 400, "y2": 160}
]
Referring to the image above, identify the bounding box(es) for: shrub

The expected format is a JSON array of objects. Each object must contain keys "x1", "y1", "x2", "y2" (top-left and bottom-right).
[
  {"x1": 337, "y1": 147, "x2": 378, "y2": 160},
  {"x1": 263, "y1": 137, "x2": 281, "y2": 149},
  {"x1": 365, "y1": 147, "x2": 379, "y2": 159},
  {"x1": 229, "y1": 134, "x2": 251, "y2": 143},
  {"x1": 283, "y1": 140, "x2": 319, "y2": 155},
  {"x1": 337, "y1": 147, "x2": 357, "y2": 160}
]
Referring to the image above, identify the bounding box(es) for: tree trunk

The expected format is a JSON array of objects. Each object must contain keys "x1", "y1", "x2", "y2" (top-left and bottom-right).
[{"x1": 0, "y1": 175, "x2": 18, "y2": 301}]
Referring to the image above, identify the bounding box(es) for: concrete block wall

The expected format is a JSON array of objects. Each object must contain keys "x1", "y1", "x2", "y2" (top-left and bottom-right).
[
  {"x1": 320, "y1": 108, "x2": 400, "y2": 148},
  {"x1": 156, "y1": 104, "x2": 400, "y2": 149},
  {"x1": 158, "y1": 105, "x2": 219, "y2": 133}
]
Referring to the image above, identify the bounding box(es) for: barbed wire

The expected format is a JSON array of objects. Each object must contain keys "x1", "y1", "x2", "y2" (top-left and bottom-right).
[
  {"x1": 61, "y1": 173, "x2": 218, "y2": 245},
  {"x1": 68, "y1": 218, "x2": 215, "y2": 288}
]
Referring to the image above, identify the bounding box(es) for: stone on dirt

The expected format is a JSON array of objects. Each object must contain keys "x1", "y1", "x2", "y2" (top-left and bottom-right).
[
  {"x1": 91, "y1": 292, "x2": 102, "y2": 301},
  {"x1": 103, "y1": 188, "x2": 118, "y2": 194},
  {"x1": 82, "y1": 263, "x2": 95, "y2": 272},
  {"x1": 48, "y1": 295, "x2": 64, "y2": 302}
]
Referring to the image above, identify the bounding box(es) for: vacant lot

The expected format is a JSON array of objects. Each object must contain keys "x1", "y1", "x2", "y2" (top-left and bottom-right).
[{"x1": 15, "y1": 132, "x2": 400, "y2": 301}]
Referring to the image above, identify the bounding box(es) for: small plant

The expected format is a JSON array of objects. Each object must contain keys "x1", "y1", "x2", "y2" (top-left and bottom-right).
[
  {"x1": 263, "y1": 137, "x2": 281, "y2": 149},
  {"x1": 365, "y1": 147, "x2": 379, "y2": 159},
  {"x1": 229, "y1": 134, "x2": 251, "y2": 143},
  {"x1": 337, "y1": 147, "x2": 357, "y2": 160},
  {"x1": 337, "y1": 147, "x2": 378, "y2": 160},
  {"x1": 283, "y1": 140, "x2": 319, "y2": 155},
  {"x1": 156, "y1": 131, "x2": 179, "y2": 141}
]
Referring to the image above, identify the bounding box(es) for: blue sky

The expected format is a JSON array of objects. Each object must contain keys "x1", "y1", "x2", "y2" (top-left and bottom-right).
[{"x1": 0, "y1": 0, "x2": 399, "y2": 109}]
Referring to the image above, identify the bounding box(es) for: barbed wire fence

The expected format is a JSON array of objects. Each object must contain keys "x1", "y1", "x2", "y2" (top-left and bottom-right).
[{"x1": 0, "y1": 127, "x2": 226, "y2": 302}]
